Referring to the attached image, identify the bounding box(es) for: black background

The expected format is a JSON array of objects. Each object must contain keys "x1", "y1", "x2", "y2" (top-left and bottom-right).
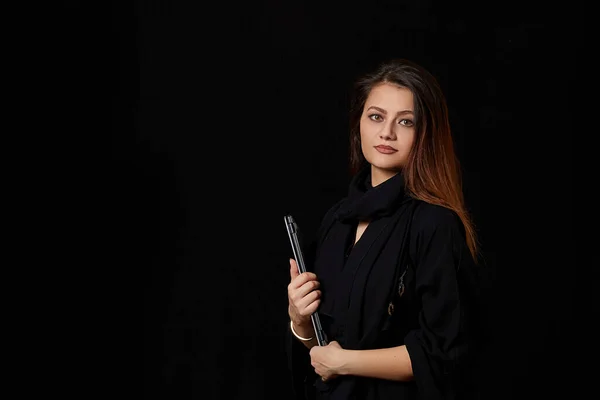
[{"x1": 107, "y1": 1, "x2": 584, "y2": 398}]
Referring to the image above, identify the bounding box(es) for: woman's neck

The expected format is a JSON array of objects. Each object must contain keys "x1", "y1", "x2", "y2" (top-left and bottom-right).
[{"x1": 370, "y1": 165, "x2": 400, "y2": 187}]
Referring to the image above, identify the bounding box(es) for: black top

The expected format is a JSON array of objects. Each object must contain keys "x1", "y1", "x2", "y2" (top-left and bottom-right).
[{"x1": 286, "y1": 167, "x2": 479, "y2": 400}]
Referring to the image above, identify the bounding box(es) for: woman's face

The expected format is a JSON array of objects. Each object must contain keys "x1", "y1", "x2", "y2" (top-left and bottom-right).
[{"x1": 360, "y1": 82, "x2": 416, "y2": 184}]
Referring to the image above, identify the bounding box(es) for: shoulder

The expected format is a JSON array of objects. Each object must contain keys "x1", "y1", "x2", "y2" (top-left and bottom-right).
[
  {"x1": 323, "y1": 197, "x2": 347, "y2": 220},
  {"x1": 411, "y1": 201, "x2": 465, "y2": 238},
  {"x1": 408, "y1": 201, "x2": 472, "y2": 271},
  {"x1": 314, "y1": 197, "x2": 346, "y2": 240}
]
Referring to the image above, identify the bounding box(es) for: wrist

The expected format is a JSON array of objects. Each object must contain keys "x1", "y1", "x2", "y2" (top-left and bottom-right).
[
  {"x1": 292, "y1": 318, "x2": 311, "y2": 329},
  {"x1": 288, "y1": 307, "x2": 309, "y2": 327},
  {"x1": 290, "y1": 319, "x2": 314, "y2": 338},
  {"x1": 290, "y1": 320, "x2": 314, "y2": 342},
  {"x1": 337, "y1": 349, "x2": 355, "y2": 376}
]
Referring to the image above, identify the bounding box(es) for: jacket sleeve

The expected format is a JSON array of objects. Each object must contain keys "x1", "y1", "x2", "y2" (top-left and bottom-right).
[
  {"x1": 285, "y1": 199, "x2": 345, "y2": 399},
  {"x1": 286, "y1": 322, "x2": 318, "y2": 400},
  {"x1": 403, "y1": 205, "x2": 477, "y2": 400},
  {"x1": 285, "y1": 236, "x2": 318, "y2": 400}
]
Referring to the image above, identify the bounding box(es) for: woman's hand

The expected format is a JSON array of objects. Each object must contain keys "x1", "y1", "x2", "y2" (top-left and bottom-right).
[
  {"x1": 309, "y1": 341, "x2": 346, "y2": 382},
  {"x1": 287, "y1": 258, "x2": 321, "y2": 327}
]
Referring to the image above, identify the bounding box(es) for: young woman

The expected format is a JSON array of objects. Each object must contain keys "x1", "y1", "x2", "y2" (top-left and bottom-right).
[{"x1": 286, "y1": 58, "x2": 481, "y2": 400}]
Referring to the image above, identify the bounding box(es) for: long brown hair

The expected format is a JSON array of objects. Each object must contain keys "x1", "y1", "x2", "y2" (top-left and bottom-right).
[{"x1": 348, "y1": 59, "x2": 480, "y2": 262}]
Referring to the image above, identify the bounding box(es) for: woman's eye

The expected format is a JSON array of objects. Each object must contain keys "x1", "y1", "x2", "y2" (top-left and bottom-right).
[
  {"x1": 368, "y1": 114, "x2": 382, "y2": 121},
  {"x1": 399, "y1": 119, "x2": 414, "y2": 127}
]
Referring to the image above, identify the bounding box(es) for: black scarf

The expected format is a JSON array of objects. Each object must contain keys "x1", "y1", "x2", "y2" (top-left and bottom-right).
[
  {"x1": 310, "y1": 166, "x2": 420, "y2": 399},
  {"x1": 334, "y1": 166, "x2": 408, "y2": 223}
]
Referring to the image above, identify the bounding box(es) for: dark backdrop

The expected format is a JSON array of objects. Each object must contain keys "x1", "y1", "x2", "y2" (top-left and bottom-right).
[{"x1": 108, "y1": 1, "x2": 583, "y2": 399}]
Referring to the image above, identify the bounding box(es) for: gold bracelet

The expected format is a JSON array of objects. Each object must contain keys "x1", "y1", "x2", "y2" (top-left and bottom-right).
[{"x1": 290, "y1": 320, "x2": 313, "y2": 341}]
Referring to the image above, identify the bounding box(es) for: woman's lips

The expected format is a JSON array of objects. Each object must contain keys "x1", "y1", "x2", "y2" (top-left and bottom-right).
[{"x1": 374, "y1": 145, "x2": 397, "y2": 154}]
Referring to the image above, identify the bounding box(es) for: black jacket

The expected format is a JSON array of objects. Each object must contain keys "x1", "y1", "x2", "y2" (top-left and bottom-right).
[{"x1": 286, "y1": 169, "x2": 480, "y2": 400}]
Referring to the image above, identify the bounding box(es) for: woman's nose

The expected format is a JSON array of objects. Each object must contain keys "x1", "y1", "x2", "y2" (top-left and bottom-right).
[{"x1": 379, "y1": 123, "x2": 396, "y2": 140}]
